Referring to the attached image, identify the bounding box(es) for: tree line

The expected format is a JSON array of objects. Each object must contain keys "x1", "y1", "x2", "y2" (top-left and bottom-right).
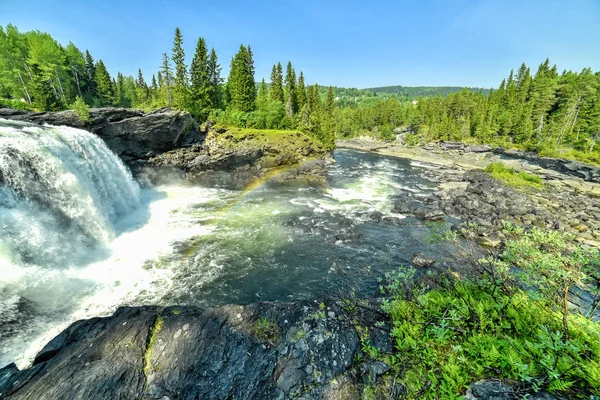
[
  {"x1": 335, "y1": 60, "x2": 600, "y2": 163},
  {"x1": 0, "y1": 24, "x2": 335, "y2": 150},
  {"x1": 1, "y1": 24, "x2": 598, "y2": 161}
]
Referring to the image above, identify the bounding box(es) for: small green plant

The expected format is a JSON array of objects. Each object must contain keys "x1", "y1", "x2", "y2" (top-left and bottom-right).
[
  {"x1": 143, "y1": 312, "x2": 163, "y2": 376},
  {"x1": 71, "y1": 96, "x2": 90, "y2": 122},
  {"x1": 484, "y1": 162, "x2": 543, "y2": 189},
  {"x1": 252, "y1": 317, "x2": 280, "y2": 345},
  {"x1": 425, "y1": 221, "x2": 458, "y2": 243}
]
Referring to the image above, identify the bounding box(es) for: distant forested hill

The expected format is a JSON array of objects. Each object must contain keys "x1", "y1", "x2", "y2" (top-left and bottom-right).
[{"x1": 363, "y1": 85, "x2": 490, "y2": 97}]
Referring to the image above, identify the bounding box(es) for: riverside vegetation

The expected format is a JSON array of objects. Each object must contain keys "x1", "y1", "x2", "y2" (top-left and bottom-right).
[{"x1": 364, "y1": 223, "x2": 600, "y2": 399}]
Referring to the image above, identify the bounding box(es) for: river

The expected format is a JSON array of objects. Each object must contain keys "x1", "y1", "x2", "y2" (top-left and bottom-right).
[{"x1": 0, "y1": 120, "x2": 457, "y2": 368}]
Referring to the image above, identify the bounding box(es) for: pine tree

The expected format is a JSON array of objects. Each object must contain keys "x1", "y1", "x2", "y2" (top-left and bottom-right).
[
  {"x1": 269, "y1": 63, "x2": 284, "y2": 103},
  {"x1": 94, "y1": 59, "x2": 114, "y2": 106},
  {"x1": 227, "y1": 44, "x2": 256, "y2": 112},
  {"x1": 171, "y1": 27, "x2": 188, "y2": 109},
  {"x1": 207, "y1": 48, "x2": 223, "y2": 110},
  {"x1": 190, "y1": 37, "x2": 210, "y2": 117},
  {"x1": 296, "y1": 71, "x2": 307, "y2": 110},
  {"x1": 284, "y1": 61, "x2": 298, "y2": 117},
  {"x1": 160, "y1": 52, "x2": 173, "y2": 107}
]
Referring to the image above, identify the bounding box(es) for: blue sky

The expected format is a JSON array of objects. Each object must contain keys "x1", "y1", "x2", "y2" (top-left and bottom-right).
[{"x1": 2, "y1": 0, "x2": 599, "y2": 88}]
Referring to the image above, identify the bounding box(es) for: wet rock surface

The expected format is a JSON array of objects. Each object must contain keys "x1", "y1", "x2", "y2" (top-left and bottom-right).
[
  {"x1": 466, "y1": 380, "x2": 560, "y2": 400},
  {"x1": 0, "y1": 299, "x2": 553, "y2": 400},
  {"x1": 0, "y1": 299, "x2": 389, "y2": 400}
]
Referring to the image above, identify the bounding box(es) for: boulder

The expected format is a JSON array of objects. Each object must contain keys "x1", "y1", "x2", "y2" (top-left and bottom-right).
[
  {"x1": 438, "y1": 141, "x2": 466, "y2": 151},
  {"x1": 412, "y1": 255, "x2": 436, "y2": 268}
]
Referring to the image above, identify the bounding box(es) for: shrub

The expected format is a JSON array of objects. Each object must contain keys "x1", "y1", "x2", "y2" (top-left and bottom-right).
[
  {"x1": 0, "y1": 98, "x2": 31, "y2": 110},
  {"x1": 70, "y1": 96, "x2": 90, "y2": 122}
]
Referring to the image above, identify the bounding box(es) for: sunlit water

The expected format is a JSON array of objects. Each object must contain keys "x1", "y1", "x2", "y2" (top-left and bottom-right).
[{"x1": 0, "y1": 120, "x2": 456, "y2": 368}]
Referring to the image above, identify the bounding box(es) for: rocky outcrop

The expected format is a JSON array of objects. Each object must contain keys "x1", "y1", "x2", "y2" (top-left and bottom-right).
[
  {"x1": 1, "y1": 108, "x2": 330, "y2": 185},
  {"x1": 0, "y1": 107, "x2": 202, "y2": 164},
  {"x1": 0, "y1": 299, "x2": 390, "y2": 400},
  {"x1": 146, "y1": 127, "x2": 330, "y2": 187}
]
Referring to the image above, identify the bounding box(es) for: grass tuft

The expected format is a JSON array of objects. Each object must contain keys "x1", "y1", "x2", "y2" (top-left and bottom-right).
[{"x1": 484, "y1": 162, "x2": 543, "y2": 189}]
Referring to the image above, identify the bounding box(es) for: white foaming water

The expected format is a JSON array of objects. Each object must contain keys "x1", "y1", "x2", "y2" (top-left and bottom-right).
[
  {"x1": 0, "y1": 120, "x2": 228, "y2": 368},
  {"x1": 322, "y1": 159, "x2": 405, "y2": 215}
]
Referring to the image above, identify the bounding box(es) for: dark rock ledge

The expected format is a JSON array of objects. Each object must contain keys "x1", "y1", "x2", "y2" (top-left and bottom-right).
[
  {"x1": 0, "y1": 299, "x2": 559, "y2": 400},
  {"x1": 0, "y1": 107, "x2": 202, "y2": 164}
]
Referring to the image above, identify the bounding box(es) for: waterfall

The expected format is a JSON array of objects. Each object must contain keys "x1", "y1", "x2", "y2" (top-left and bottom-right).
[{"x1": 0, "y1": 119, "x2": 141, "y2": 268}]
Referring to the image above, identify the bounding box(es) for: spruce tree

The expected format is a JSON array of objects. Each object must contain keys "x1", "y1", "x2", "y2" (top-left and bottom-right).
[
  {"x1": 84, "y1": 49, "x2": 97, "y2": 101},
  {"x1": 296, "y1": 71, "x2": 307, "y2": 110},
  {"x1": 269, "y1": 63, "x2": 284, "y2": 103},
  {"x1": 190, "y1": 37, "x2": 209, "y2": 117},
  {"x1": 322, "y1": 86, "x2": 336, "y2": 150},
  {"x1": 257, "y1": 78, "x2": 268, "y2": 109},
  {"x1": 160, "y1": 52, "x2": 173, "y2": 107},
  {"x1": 284, "y1": 61, "x2": 298, "y2": 117},
  {"x1": 530, "y1": 58, "x2": 559, "y2": 140},
  {"x1": 207, "y1": 48, "x2": 223, "y2": 109},
  {"x1": 171, "y1": 27, "x2": 188, "y2": 109},
  {"x1": 151, "y1": 74, "x2": 158, "y2": 102},
  {"x1": 227, "y1": 44, "x2": 256, "y2": 112},
  {"x1": 136, "y1": 68, "x2": 149, "y2": 104},
  {"x1": 94, "y1": 59, "x2": 114, "y2": 106}
]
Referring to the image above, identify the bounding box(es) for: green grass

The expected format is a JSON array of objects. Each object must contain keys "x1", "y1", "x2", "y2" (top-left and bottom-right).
[
  {"x1": 223, "y1": 126, "x2": 305, "y2": 137},
  {"x1": 484, "y1": 162, "x2": 544, "y2": 189}
]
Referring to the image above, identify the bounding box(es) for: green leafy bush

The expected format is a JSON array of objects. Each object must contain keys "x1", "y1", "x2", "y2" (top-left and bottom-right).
[{"x1": 484, "y1": 162, "x2": 543, "y2": 189}]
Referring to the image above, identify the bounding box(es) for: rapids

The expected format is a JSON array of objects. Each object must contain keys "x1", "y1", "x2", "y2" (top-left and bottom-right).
[{"x1": 0, "y1": 120, "x2": 456, "y2": 368}]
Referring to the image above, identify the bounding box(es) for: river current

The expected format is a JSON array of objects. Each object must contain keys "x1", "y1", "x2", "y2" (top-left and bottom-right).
[{"x1": 0, "y1": 120, "x2": 456, "y2": 368}]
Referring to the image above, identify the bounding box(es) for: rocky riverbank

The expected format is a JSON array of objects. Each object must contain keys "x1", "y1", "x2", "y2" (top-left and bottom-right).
[
  {"x1": 0, "y1": 300, "x2": 560, "y2": 400},
  {"x1": 0, "y1": 107, "x2": 330, "y2": 187},
  {"x1": 339, "y1": 137, "x2": 600, "y2": 249}
]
